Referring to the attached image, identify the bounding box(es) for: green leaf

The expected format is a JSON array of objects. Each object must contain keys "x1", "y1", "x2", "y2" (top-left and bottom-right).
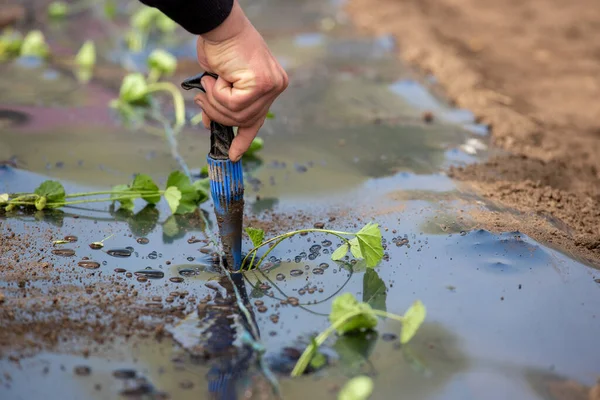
[
  {"x1": 362, "y1": 269, "x2": 387, "y2": 312},
  {"x1": 0, "y1": 30, "x2": 23, "y2": 60},
  {"x1": 0, "y1": 194, "x2": 8, "y2": 204},
  {"x1": 308, "y1": 338, "x2": 326, "y2": 370},
  {"x1": 329, "y1": 293, "x2": 378, "y2": 335},
  {"x1": 35, "y1": 196, "x2": 47, "y2": 211},
  {"x1": 331, "y1": 243, "x2": 349, "y2": 261},
  {"x1": 75, "y1": 40, "x2": 95, "y2": 69},
  {"x1": 338, "y1": 376, "x2": 374, "y2": 400},
  {"x1": 400, "y1": 300, "x2": 426, "y2": 344},
  {"x1": 245, "y1": 137, "x2": 264, "y2": 158},
  {"x1": 266, "y1": 111, "x2": 275, "y2": 120},
  {"x1": 5, "y1": 204, "x2": 15, "y2": 212},
  {"x1": 48, "y1": 2, "x2": 67, "y2": 18},
  {"x1": 164, "y1": 186, "x2": 182, "y2": 214},
  {"x1": 131, "y1": 174, "x2": 160, "y2": 204},
  {"x1": 34, "y1": 181, "x2": 65, "y2": 208},
  {"x1": 193, "y1": 178, "x2": 210, "y2": 203},
  {"x1": 349, "y1": 237, "x2": 362, "y2": 259},
  {"x1": 167, "y1": 171, "x2": 200, "y2": 214},
  {"x1": 20, "y1": 30, "x2": 50, "y2": 59},
  {"x1": 111, "y1": 184, "x2": 135, "y2": 211},
  {"x1": 199, "y1": 165, "x2": 209, "y2": 177},
  {"x1": 355, "y1": 222, "x2": 384, "y2": 268},
  {"x1": 245, "y1": 227, "x2": 265, "y2": 248},
  {"x1": 119, "y1": 73, "x2": 149, "y2": 104},
  {"x1": 148, "y1": 49, "x2": 177, "y2": 76}
]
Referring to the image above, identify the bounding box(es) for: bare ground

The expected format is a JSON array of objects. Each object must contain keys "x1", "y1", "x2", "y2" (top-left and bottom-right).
[{"x1": 347, "y1": 0, "x2": 600, "y2": 265}]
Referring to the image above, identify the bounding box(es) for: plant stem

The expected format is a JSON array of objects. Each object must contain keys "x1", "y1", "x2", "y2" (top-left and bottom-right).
[
  {"x1": 242, "y1": 229, "x2": 353, "y2": 268},
  {"x1": 147, "y1": 68, "x2": 161, "y2": 84},
  {"x1": 146, "y1": 81, "x2": 185, "y2": 131},
  {"x1": 290, "y1": 311, "x2": 361, "y2": 377},
  {"x1": 65, "y1": 190, "x2": 162, "y2": 198},
  {"x1": 371, "y1": 309, "x2": 404, "y2": 323}
]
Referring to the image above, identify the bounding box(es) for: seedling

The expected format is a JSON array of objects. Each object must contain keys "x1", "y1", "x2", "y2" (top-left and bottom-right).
[
  {"x1": 243, "y1": 222, "x2": 384, "y2": 271},
  {"x1": 0, "y1": 29, "x2": 23, "y2": 61},
  {"x1": 0, "y1": 171, "x2": 209, "y2": 215},
  {"x1": 147, "y1": 49, "x2": 177, "y2": 83},
  {"x1": 338, "y1": 376, "x2": 373, "y2": 400},
  {"x1": 74, "y1": 40, "x2": 96, "y2": 82},
  {"x1": 20, "y1": 30, "x2": 50, "y2": 59},
  {"x1": 110, "y1": 72, "x2": 185, "y2": 132},
  {"x1": 291, "y1": 293, "x2": 426, "y2": 376},
  {"x1": 48, "y1": 2, "x2": 68, "y2": 18}
]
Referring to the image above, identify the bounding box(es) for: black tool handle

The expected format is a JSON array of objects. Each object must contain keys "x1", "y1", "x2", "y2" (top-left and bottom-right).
[{"x1": 181, "y1": 72, "x2": 235, "y2": 160}]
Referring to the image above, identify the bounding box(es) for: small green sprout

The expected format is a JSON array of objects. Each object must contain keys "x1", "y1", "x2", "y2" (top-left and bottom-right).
[
  {"x1": 20, "y1": 30, "x2": 50, "y2": 59},
  {"x1": 147, "y1": 49, "x2": 177, "y2": 83},
  {"x1": 48, "y1": 2, "x2": 68, "y2": 18},
  {"x1": 0, "y1": 29, "x2": 23, "y2": 61},
  {"x1": 338, "y1": 376, "x2": 373, "y2": 400},
  {"x1": 75, "y1": 40, "x2": 95, "y2": 69},
  {"x1": 290, "y1": 293, "x2": 426, "y2": 376}
]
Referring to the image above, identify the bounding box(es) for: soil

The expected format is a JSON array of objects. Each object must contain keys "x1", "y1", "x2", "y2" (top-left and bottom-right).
[
  {"x1": 346, "y1": 0, "x2": 600, "y2": 265},
  {"x1": 0, "y1": 220, "x2": 189, "y2": 358}
]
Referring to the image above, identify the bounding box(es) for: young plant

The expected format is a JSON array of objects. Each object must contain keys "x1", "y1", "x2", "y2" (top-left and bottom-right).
[
  {"x1": 110, "y1": 72, "x2": 185, "y2": 132},
  {"x1": 20, "y1": 30, "x2": 50, "y2": 59},
  {"x1": 244, "y1": 222, "x2": 384, "y2": 271},
  {"x1": 75, "y1": 40, "x2": 95, "y2": 69},
  {"x1": 74, "y1": 40, "x2": 96, "y2": 83},
  {"x1": 147, "y1": 49, "x2": 177, "y2": 83},
  {"x1": 291, "y1": 293, "x2": 426, "y2": 377},
  {"x1": 338, "y1": 376, "x2": 373, "y2": 400},
  {"x1": 127, "y1": 7, "x2": 177, "y2": 51},
  {"x1": 48, "y1": 1, "x2": 68, "y2": 18},
  {"x1": 0, "y1": 29, "x2": 23, "y2": 61},
  {"x1": 0, "y1": 171, "x2": 209, "y2": 215}
]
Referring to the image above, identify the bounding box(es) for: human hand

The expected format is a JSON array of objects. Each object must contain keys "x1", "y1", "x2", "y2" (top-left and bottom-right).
[{"x1": 194, "y1": 0, "x2": 288, "y2": 162}]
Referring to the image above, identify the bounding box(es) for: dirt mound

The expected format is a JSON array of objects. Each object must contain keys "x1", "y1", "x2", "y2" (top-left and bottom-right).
[{"x1": 346, "y1": 0, "x2": 600, "y2": 263}]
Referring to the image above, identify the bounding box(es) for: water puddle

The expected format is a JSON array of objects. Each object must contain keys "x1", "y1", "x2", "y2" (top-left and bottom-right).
[{"x1": 1, "y1": 0, "x2": 598, "y2": 399}]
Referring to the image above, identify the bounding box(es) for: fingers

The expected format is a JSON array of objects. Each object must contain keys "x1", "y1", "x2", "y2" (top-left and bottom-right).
[
  {"x1": 229, "y1": 119, "x2": 265, "y2": 162},
  {"x1": 196, "y1": 75, "x2": 273, "y2": 127}
]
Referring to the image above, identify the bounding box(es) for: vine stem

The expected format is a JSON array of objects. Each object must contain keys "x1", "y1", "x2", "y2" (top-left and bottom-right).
[
  {"x1": 7, "y1": 194, "x2": 144, "y2": 207},
  {"x1": 290, "y1": 311, "x2": 361, "y2": 377},
  {"x1": 242, "y1": 228, "x2": 354, "y2": 269},
  {"x1": 146, "y1": 82, "x2": 185, "y2": 131},
  {"x1": 371, "y1": 309, "x2": 404, "y2": 323},
  {"x1": 147, "y1": 68, "x2": 161, "y2": 84},
  {"x1": 65, "y1": 190, "x2": 163, "y2": 198}
]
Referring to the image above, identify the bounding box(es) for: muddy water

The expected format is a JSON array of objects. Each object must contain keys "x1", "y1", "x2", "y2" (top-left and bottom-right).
[{"x1": 1, "y1": 0, "x2": 598, "y2": 399}]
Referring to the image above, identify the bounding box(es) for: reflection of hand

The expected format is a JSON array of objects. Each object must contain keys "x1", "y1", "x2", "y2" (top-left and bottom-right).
[{"x1": 194, "y1": 0, "x2": 288, "y2": 162}]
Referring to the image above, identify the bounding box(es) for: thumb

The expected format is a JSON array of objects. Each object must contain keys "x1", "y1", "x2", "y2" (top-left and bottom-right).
[{"x1": 229, "y1": 120, "x2": 263, "y2": 162}]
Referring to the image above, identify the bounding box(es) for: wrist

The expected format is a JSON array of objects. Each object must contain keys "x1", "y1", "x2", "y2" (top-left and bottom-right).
[{"x1": 201, "y1": 1, "x2": 250, "y2": 44}]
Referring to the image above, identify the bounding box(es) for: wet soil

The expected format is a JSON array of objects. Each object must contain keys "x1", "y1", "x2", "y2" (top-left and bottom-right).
[{"x1": 346, "y1": 0, "x2": 600, "y2": 264}]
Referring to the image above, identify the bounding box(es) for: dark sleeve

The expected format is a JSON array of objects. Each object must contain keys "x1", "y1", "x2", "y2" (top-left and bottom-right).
[{"x1": 138, "y1": 0, "x2": 234, "y2": 35}]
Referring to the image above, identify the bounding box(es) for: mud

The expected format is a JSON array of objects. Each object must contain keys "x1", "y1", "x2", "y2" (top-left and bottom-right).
[{"x1": 346, "y1": 0, "x2": 600, "y2": 264}]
